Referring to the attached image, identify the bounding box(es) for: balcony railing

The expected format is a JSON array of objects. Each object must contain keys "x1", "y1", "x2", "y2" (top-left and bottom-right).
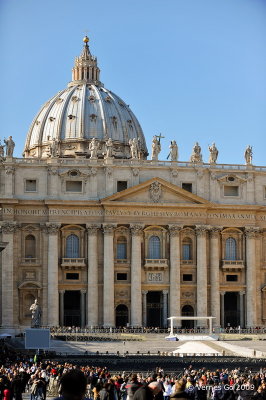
[
  {"x1": 144, "y1": 259, "x2": 168, "y2": 271},
  {"x1": 61, "y1": 258, "x2": 86, "y2": 270},
  {"x1": 221, "y1": 260, "x2": 245, "y2": 271},
  {"x1": 20, "y1": 258, "x2": 39, "y2": 265},
  {"x1": 181, "y1": 260, "x2": 194, "y2": 265}
]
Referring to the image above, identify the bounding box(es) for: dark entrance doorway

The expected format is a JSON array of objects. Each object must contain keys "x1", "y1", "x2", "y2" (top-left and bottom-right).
[
  {"x1": 147, "y1": 291, "x2": 162, "y2": 327},
  {"x1": 115, "y1": 304, "x2": 129, "y2": 327},
  {"x1": 181, "y1": 305, "x2": 194, "y2": 328},
  {"x1": 224, "y1": 292, "x2": 240, "y2": 327},
  {"x1": 64, "y1": 291, "x2": 81, "y2": 326}
]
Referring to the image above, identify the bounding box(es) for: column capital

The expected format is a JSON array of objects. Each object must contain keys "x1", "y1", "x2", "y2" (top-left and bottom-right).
[
  {"x1": 239, "y1": 290, "x2": 246, "y2": 295},
  {"x1": 86, "y1": 224, "x2": 101, "y2": 236},
  {"x1": 130, "y1": 224, "x2": 144, "y2": 236},
  {"x1": 209, "y1": 226, "x2": 223, "y2": 238},
  {"x1": 81, "y1": 289, "x2": 87, "y2": 294},
  {"x1": 45, "y1": 222, "x2": 61, "y2": 235},
  {"x1": 0, "y1": 221, "x2": 19, "y2": 234},
  {"x1": 163, "y1": 290, "x2": 169, "y2": 295},
  {"x1": 220, "y1": 291, "x2": 226, "y2": 296},
  {"x1": 168, "y1": 224, "x2": 183, "y2": 236},
  {"x1": 102, "y1": 223, "x2": 116, "y2": 235},
  {"x1": 142, "y1": 290, "x2": 148, "y2": 295},
  {"x1": 59, "y1": 290, "x2": 65, "y2": 295},
  {"x1": 245, "y1": 226, "x2": 260, "y2": 238},
  {"x1": 195, "y1": 225, "x2": 209, "y2": 236}
]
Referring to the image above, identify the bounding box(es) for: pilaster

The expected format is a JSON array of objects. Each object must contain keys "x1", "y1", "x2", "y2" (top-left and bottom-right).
[
  {"x1": 195, "y1": 225, "x2": 209, "y2": 326},
  {"x1": 210, "y1": 226, "x2": 222, "y2": 327},
  {"x1": 103, "y1": 223, "x2": 116, "y2": 326},
  {"x1": 1, "y1": 222, "x2": 18, "y2": 327},
  {"x1": 86, "y1": 224, "x2": 100, "y2": 326},
  {"x1": 130, "y1": 224, "x2": 144, "y2": 327},
  {"x1": 168, "y1": 225, "x2": 182, "y2": 324},
  {"x1": 46, "y1": 222, "x2": 60, "y2": 326}
]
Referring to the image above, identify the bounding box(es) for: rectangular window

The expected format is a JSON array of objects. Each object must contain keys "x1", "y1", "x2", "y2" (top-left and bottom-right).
[
  {"x1": 117, "y1": 273, "x2": 127, "y2": 281},
  {"x1": 183, "y1": 274, "x2": 193, "y2": 281},
  {"x1": 182, "y1": 244, "x2": 192, "y2": 260},
  {"x1": 224, "y1": 185, "x2": 239, "y2": 196},
  {"x1": 66, "y1": 273, "x2": 79, "y2": 280},
  {"x1": 25, "y1": 179, "x2": 37, "y2": 192},
  {"x1": 182, "y1": 183, "x2": 192, "y2": 193},
  {"x1": 117, "y1": 181, "x2": 128, "y2": 192},
  {"x1": 66, "y1": 181, "x2": 82, "y2": 192},
  {"x1": 226, "y1": 274, "x2": 238, "y2": 282}
]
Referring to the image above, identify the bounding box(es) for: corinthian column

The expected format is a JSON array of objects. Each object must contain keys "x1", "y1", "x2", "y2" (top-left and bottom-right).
[
  {"x1": 1, "y1": 222, "x2": 17, "y2": 327},
  {"x1": 210, "y1": 226, "x2": 222, "y2": 327},
  {"x1": 245, "y1": 227, "x2": 259, "y2": 327},
  {"x1": 46, "y1": 223, "x2": 60, "y2": 326},
  {"x1": 168, "y1": 225, "x2": 182, "y2": 323},
  {"x1": 87, "y1": 224, "x2": 100, "y2": 327},
  {"x1": 195, "y1": 225, "x2": 209, "y2": 327},
  {"x1": 103, "y1": 224, "x2": 116, "y2": 327},
  {"x1": 130, "y1": 224, "x2": 143, "y2": 327}
]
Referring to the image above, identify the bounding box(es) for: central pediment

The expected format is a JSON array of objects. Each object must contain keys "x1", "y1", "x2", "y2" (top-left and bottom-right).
[{"x1": 101, "y1": 177, "x2": 212, "y2": 206}]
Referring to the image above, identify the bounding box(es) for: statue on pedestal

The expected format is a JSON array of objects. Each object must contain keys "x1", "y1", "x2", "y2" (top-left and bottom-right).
[
  {"x1": 89, "y1": 138, "x2": 99, "y2": 159},
  {"x1": 208, "y1": 143, "x2": 218, "y2": 164},
  {"x1": 50, "y1": 138, "x2": 59, "y2": 157},
  {"x1": 0, "y1": 140, "x2": 5, "y2": 157},
  {"x1": 244, "y1": 145, "x2": 252, "y2": 165},
  {"x1": 30, "y1": 299, "x2": 42, "y2": 328},
  {"x1": 151, "y1": 135, "x2": 162, "y2": 161},
  {"x1": 129, "y1": 138, "x2": 138, "y2": 159},
  {"x1": 190, "y1": 142, "x2": 202, "y2": 162},
  {"x1": 105, "y1": 138, "x2": 113, "y2": 159},
  {"x1": 4, "y1": 136, "x2": 15, "y2": 157},
  {"x1": 167, "y1": 140, "x2": 178, "y2": 161}
]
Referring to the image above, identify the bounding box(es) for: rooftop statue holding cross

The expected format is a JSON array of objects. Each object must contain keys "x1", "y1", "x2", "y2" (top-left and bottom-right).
[{"x1": 151, "y1": 133, "x2": 164, "y2": 160}]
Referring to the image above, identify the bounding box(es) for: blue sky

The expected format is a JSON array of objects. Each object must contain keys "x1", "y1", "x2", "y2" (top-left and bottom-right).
[{"x1": 0, "y1": 0, "x2": 265, "y2": 164}]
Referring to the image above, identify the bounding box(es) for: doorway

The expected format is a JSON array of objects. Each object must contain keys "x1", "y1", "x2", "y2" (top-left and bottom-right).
[
  {"x1": 147, "y1": 291, "x2": 163, "y2": 327},
  {"x1": 64, "y1": 291, "x2": 81, "y2": 327},
  {"x1": 115, "y1": 304, "x2": 129, "y2": 327},
  {"x1": 181, "y1": 305, "x2": 194, "y2": 328},
  {"x1": 224, "y1": 292, "x2": 240, "y2": 327}
]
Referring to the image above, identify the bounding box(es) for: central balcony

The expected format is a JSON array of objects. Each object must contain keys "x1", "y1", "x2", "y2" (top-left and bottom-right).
[
  {"x1": 144, "y1": 259, "x2": 168, "y2": 271},
  {"x1": 61, "y1": 258, "x2": 86, "y2": 270},
  {"x1": 221, "y1": 260, "x2": 245, "y2": 271}
]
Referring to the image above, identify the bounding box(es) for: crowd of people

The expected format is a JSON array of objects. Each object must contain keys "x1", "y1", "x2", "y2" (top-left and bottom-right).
[{"x1": 0, "y1": 357, "x2": 265, "y2": 400}]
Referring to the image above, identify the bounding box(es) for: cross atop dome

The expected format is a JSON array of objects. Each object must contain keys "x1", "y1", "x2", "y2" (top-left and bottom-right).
[{"x1": 70, "y1": 36, "x2": 102, "y2": 86}]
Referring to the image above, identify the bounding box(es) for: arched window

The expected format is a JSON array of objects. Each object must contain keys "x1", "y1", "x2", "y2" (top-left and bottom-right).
[
  {"x1": 182, "y1": 237, "x2": 192, "y2": 260},
  {"x1": 225, "y1": 237, "x2": 237, "y2": 260},
  {"x1": 117, "y1": 236, "x2": 127, "y2": 260},
  {"x1": 148, "y1": 236, "x2": 161, "y2": 259},
  {"x1": 25, "y1": 235, "x2": 36, "y2": 258},
  {"x1": 66, "y1": 234, "x2": 79, "y2": 258}
]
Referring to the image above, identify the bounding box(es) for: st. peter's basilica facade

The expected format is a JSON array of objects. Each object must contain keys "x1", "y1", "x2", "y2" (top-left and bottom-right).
[{"x1": 0, "y1": 37, "x2": 266, "y2": 330}]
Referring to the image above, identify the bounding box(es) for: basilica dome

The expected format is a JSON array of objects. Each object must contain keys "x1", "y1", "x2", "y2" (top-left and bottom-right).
[{"x1": 24, "y1": 37, "x2": 148, "y2": 159}]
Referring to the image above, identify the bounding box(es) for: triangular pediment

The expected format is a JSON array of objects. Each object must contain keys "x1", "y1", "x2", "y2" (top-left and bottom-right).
[{"x1": 101, "y1": 177, "x2": 212, "y2": 205}]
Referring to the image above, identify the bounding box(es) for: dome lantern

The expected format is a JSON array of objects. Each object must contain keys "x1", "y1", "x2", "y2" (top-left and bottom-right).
[{"x1": 70, "y1": 37, "x2": 102, "y2": 86}]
